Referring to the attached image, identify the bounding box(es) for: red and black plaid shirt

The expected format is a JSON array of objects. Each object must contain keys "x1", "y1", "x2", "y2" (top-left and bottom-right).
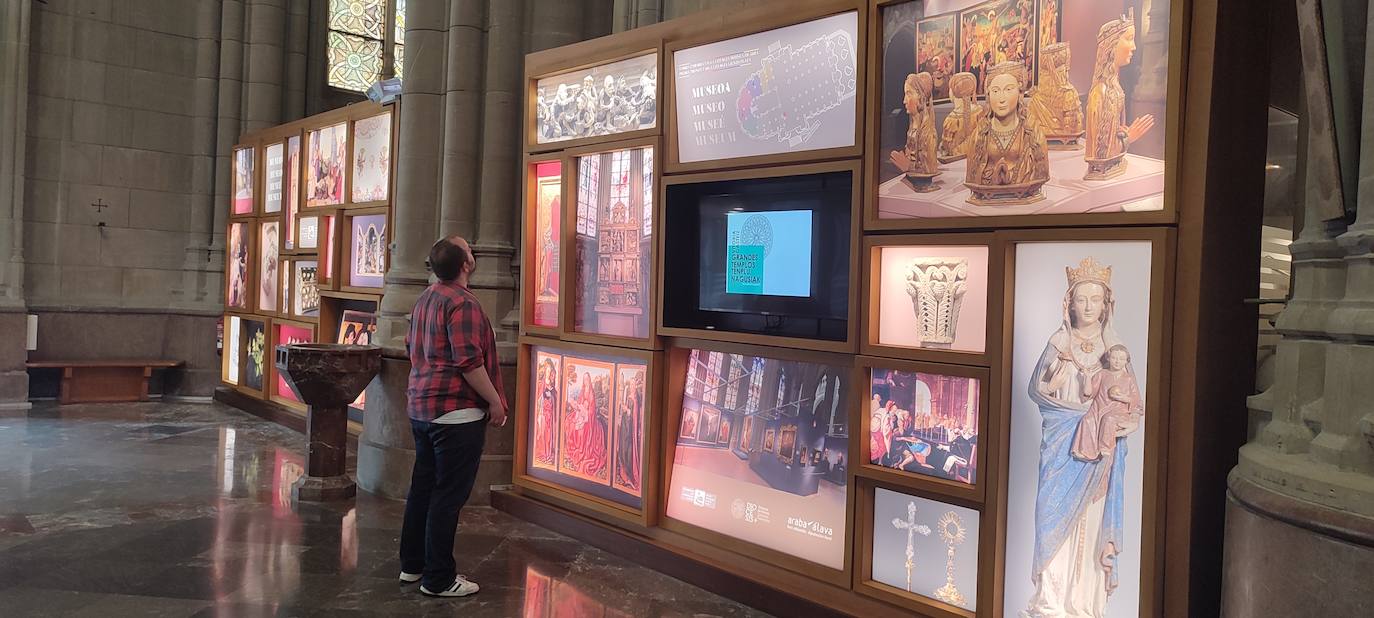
[{"x1": 405, "y1": 281, "x2": 506, "y2": 422}]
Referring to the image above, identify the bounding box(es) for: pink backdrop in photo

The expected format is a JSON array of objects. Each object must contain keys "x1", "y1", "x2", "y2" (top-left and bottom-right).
[
  {"x1": 274, "y1": 323, "x2": 313, "y2": 403},
  {"x1": 877, "y1": 245, "x2": 988, "y2": 353}
]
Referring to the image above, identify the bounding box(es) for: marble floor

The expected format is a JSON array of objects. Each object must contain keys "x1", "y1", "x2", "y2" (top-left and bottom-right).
[{"x1": 0, "y1": 402, "x2": 772, "y2": 617}]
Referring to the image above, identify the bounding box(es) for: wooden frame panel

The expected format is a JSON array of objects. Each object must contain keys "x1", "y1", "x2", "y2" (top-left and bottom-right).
[
  {"x1": 861, "y1": 0, "x2": 1186, "y2": 231},
  {"x1": 860, "y1": 232, "x2": 1003, "y2": 367},
  {"x1": 338, "y1": 206, "x2": 392, "y2": 294},
  {"x1": 852, "y1": 475, "x2": 990, "y2": 618},
  {"x1": 991, "y1": 226, "x2": 1174, "y2": 618},
  {"x1": 513, "y1": 335, "x2": 664, "y2": 529},
  {"x1": 229, "y1": 141, "x2": 260, "y2": 219},
  {"x1": 524, "y1": 43, "x2": 665, "y2": 155},
  {"x1": 318, "y1": 290, "x2": 381, "y2": 344},
  {"x1": 654, "y1": 159, "x2": 863, "y2": 354},
  {"x1": 520, "y1": 150, "x2": 570, "y2": 337},
  {"x1": 663, "y1": 0, "x2": 867, "y2": 174},
  {"x1": 656, "y1": 336, "x2": 857, "y2": 589},
  {"x1": 853, "y1": 357, "x2": 992, "y2": 505},
  {"x1": 279, "y1": 255, "x2": 324, "y2": 324},
  {"x1": 559, "y1": 135, "x2": 664, "y2": 351},
  {"x1": 231, "y1": 314, "x2": 272, "y2": 399},
  {"x1": 267, "y1": 317, "x2": 318, "y2": 411},
  {"x1": 224, "y1": 220, "x2": 257, "y2": 314},
  {"x1": 344, "y1": 107, "x2": 397, "y2": 210},
  {"x1": 220, "y1": 312, "x2": 246, "y2": 387},
  {"x1": 253, "y1": 217, "x2": 286, "y2": 319}
]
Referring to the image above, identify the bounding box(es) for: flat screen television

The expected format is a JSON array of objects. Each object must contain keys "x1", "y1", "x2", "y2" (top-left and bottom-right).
[{"x1": 663, "y1": 171, "x2": 851, "y2": 341}]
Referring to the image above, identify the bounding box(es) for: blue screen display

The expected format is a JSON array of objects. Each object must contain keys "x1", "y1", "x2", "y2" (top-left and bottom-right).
[{"x1": 725, "y1": 210, "x2": 813, "y2": 297}]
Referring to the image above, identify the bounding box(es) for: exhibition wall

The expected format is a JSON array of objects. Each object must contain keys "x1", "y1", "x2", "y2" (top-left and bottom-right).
[
  {"x1": 221, "y1": 101, "x2": 393, "y2": 420},
  {"x1": 501, "y1": 0, "x2": 1246, "y2": 615}
]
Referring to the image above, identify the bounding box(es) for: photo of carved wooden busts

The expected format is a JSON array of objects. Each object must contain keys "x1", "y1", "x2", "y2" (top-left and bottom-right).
[
  {"x1": 963, "y1": 62, "x2": 1050, "y2": 206},
  {"x1": 938, "y1": 72, "x2": 983, "y2": 164},
  {"x1": 1027, "y1": 42, "x2": 1084, "y2": 149},
  {"x1": 888, "y1": 72, "x2": 942, "y2": 192},
  {"x1": 1085, "y1": 9, "x2": 1155, "y2": 180}
]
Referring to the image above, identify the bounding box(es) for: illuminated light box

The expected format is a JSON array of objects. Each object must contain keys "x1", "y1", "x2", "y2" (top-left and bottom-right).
[
  {"x1": 870, "y1": 487, "x2": 980, "y2": 612},
  {"x1": 232, "y1": 146, "x2": 254, "y2": 215},
  {"x1": 867, "y1": 367, "x2": 980, "y2": 485},
  {"x1": 535, "y1": 52, "x2": 658, "y2": 145},
  {"x1": 225, "y1": 222, "x2": 252, "y2": 311},
  {"x1": 873, "y1": 244, "x2": 989, "y2": 354},
  {"x1": 258, "y1": 221, "x2": 280, "y2": 313},
  {"x1": 673, "y1": 11, "x2": 858, "y2": 164},
  {"x1": 530, "y1": 160, "x2": 562, "y2": 328},
  {"x1": 572, "y1": 146, "x2": 655, "y2": 340},
  {"x1": 273, "y1": 322, "x2": 314, "y2": 404},
  {"x1": 351, "y1": 111, "x2": 392, "y2": 203},
  {"x1": 526, "y1": 345, "x2": 649, "y2": 509},
  {"x1": 666, "y1": 348, "x2": 850, "y2": 569},
  {"x1": 306, "y1": 122, "x2": 347, "y2": 208}
]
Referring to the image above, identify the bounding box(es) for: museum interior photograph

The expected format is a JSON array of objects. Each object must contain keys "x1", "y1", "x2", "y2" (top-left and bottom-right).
[{"x1": 1, "y1": 0, "x2": 1372, "y2": 615}]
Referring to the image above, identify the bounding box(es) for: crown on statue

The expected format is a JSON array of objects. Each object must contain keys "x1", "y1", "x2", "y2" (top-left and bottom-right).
[
  {"x1": 1098, "y1": 8, "x2": 1135, "y2": 45},
  {"x1": 985, "y1": 61, "x2": 1026, "y2": 87},
  {"x1": 1066, "y1": 257, "x2": 1113, "y2": 288}
]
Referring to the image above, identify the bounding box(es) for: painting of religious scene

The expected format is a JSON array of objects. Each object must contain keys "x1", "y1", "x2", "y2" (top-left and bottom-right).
[
  {"x1": 869, "y1": 368, "x2": 980, "y2": 484},
  {"x1": 307, "y1": 122, "x2": 347, "y2": 207},
  {"x1": 667, "y1": 349, "x2": 850, "y2": 569},
  {"x1": 877, "y1": 0, "x2": 1169, "y2": 221},
  {"x1": 226, "y1": 222, "x2": 250, "y2": 310},
  {"x1": 527, "y1": 346, "x2": 647, "y2": 509},
  {"x1": 243, "y1": 319, "x2": 266, "y2": 392},
  {"x1": 349, "y1": 214, "x2": 387, "y2": 288},
  {"x1": 1037, "y1": 0, "x2": 1061, "y2": 50},
  {"x1": 916, "y1": 14, "x2": 957, "y2": 102},
  {"x1": 959, "y1": 0, "x2": 1032, "y2": 95},
  {"x1": 573, "y1": 146, "x2": 654, "y2": 339},
  {"x1": 258, "y1": 221, "x2": 280, "y2": 312},
  {"x1": 532, "y1": 160, "x2": 562, "y2": 327},
  {"x1": 611, "y1": 365, "x2": 646, "y2": 498},
  {"x1": 534, "y1": 52, "x2": 657, "y2": 145},
  {"x1": 1003, "y1": 241, "x2": 1152, "y2": 617},
  {"x1": 871, "y1": 487, "x2": 980, "y2": 611},
  {"x1": 338, "y1": 308, "x2": 376, "y2": 410},
  {"x1": 233, "y1": 146, "x2": 254, "y2": 214},
  {"x1": 351, "y1": 112, "x2": 391, "y2": 203}
]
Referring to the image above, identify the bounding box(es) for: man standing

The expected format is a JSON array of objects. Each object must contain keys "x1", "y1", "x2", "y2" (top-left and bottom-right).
[{"x1": 399, "y1": 236, "x2": 508, "y2": 598}]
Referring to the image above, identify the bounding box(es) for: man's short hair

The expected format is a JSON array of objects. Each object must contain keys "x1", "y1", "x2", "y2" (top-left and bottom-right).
[{"x1": 428, "y1": 236, "x2": 468, "y2": 282}]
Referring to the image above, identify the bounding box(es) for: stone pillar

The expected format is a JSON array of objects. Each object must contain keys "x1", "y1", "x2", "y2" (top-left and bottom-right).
[
  {"x1": 358, "y1": 0, "x2": 447, "y2": 499},
  {"x1": 243, "y1": 0, "x2": 288, "y2": 130},
  {"x1": 283, "y1": 0, "x2": 310, "y2": 121},
  {"x1": 0, "y1": 0, "x2": 29, "y2": 409},
  {"x1": 180, "y1": 0, "x2": 227, "y2": 309},
  {"x1": 1223, "y1": 3, "x2": 1374, "y2": 613}
]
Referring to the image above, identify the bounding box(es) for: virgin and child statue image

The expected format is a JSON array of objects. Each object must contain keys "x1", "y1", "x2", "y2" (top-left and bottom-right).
[{"x1": 1021, "y1": 256, "x2": 1143, "y2": 617}]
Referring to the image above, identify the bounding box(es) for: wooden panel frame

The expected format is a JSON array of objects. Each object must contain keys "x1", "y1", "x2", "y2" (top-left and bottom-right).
[
  {"x1": 990, "y1": 226, "x2": 1175, "y2": 618},
  {"x1": 224, "y1": 220, "x2": 257, "y2": 314},
  {"x1": 853, "y1": 357, "x2": 992, "y2": 505},
  {"x1": 267, "y1": 317, "x2": 317, "y2": 411},
  {"x1": 852, "y1": 475, "x2": 990, "y2": 618},
  {"x1": 860, "y1": 232, "x2": 1003, "y2": 367},
  {"x1": 663, "y1": 0, "x2": 867, "y2": 175},
  {"x1": 229, "y1": 142, "x2": 259, "y2": 219},
  {"x1": 338, "y1": 206, "x2": 392, "y2": 294},
  {"x1": 520, "y1": 151, "x2": 570, "y2": 337},
  {"x1": 232, "y1": 314, "x2": 273, "y2": 400},
  {"x1": 279, "y1": 255, "x2": 323, "y2": 324},
  {"x1": 559, "y1": 135, "x2": 664, "y2": 351},
  {"x1": 318, "y1": 290, "x2": 381, "y2": 344},
  {"x1": 861, "y1": 0, "x2": 1187, "y2": 232},
  {"x1": 655, "y1": 159, "x2": 863, "y2": 355},
  {"x1": 316, "y1": 211, "x2": 342, "y2": 293},
  {"x1": 253, "y1": 217, "x2": 286, "y2": 319},
  {"x1": 523, "y1": 37, "x2": 664, "y2": 155},
  {"x1": 656, "y1": 336, "x2": 858, "y2": 589},
  {"x1": 220, "y1": 312, "x2": 246, "y2": 387},
  {"x1": 344, "y1": 107, "x2": 398, "y2": 210},
  {"x1": 513, "y1": 335, "x2": 664, "y2": 530}
]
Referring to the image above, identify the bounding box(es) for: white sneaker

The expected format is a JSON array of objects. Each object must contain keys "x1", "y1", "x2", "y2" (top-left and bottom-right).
[
  {"x1": 419, "y1": 576, "x2": 480, "y2": 597},
  {"x1": 399, "y1": 571, "x2": 421, "y2": 584}
]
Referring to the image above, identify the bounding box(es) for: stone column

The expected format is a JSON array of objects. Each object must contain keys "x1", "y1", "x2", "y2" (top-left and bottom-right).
[
  {"x1": 358, "y1": 0, "x2": 447, "y2": 499},
  {"x1": 283, "y1": 0, "x2": 310, "y2": 121},
  {"x1": 1223, "y1": 3, "x2": 1374, "y2": 614},
  {"x1": 179, "y1": 0, "x2": 227, "y2": 309},
  {"x1": 243, "y1": 0, "x2": 288, "y2": 130},
  {"x1": 0, "y1": 0, "x2": 29, "y2": 409}
]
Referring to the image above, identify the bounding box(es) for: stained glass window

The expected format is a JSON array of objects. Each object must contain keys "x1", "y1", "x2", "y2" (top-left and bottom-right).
[
  {"x1": 705, "y1": 352, "x2": 722, "y2": 405},
  {"x1": 327, "y1": 31, "x2": 382, "y2": 92},
  {"x1": 394, "y1": 40, "x2": 404, "y2": 81},
  {"x1": 724, "y1": 355, "x2": 743, "y2": 410},
  {"x1": 746, "y1": 358, "x2": 764, "y2": 413},
  {"x1": 327, "y1": 0, "x2": 403, "y2": 93}
]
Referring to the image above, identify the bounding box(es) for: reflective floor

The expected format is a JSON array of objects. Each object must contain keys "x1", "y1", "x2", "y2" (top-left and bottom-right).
[{"x1": 0, "y1": 402, "x2": 771, "y2": 617}]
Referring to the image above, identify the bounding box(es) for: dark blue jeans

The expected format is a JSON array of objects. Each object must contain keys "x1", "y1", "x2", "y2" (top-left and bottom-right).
[{"x1": 399, "y1": 417, "x2": 487, "y2": 591}]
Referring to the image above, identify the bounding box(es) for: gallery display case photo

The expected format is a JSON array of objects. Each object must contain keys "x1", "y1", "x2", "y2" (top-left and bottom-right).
[{"x1": 217, "y1": 101, "x2": 396, "y2": 430}]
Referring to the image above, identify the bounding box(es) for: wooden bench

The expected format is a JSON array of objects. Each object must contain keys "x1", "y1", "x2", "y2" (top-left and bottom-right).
[{"x1": 25, "y1": 360, "x2": 184, "y2": 404}]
